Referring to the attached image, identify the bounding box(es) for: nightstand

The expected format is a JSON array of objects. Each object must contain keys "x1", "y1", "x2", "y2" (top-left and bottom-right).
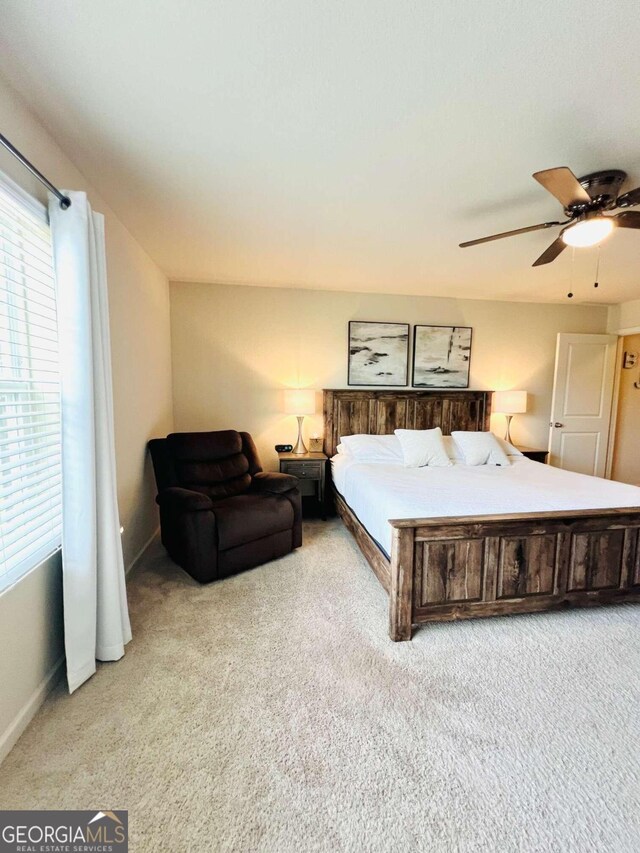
[
  {"x1": 278, "y1": 451, "x2": 327, "y2": 518},
  {"x1": 516, "y1": 446, "x2": 549, "y2": 463}
]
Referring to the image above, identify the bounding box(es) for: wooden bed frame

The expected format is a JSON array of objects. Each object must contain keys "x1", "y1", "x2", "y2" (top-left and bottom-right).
[{"x1": 323, "y1": 389, "x2": 640, "y2": 641}]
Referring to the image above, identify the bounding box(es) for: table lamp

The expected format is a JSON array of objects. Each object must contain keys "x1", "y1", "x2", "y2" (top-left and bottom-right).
[
  {"x1": 283, "y1": 389, "x2": 316, "y2": 454},
  {"x1": 492, "y1": 390, "x2": 527, "y2": 443}
]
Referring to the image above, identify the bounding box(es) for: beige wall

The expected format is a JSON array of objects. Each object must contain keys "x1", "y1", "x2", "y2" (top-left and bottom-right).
[
  {"x1": 612, "y1": 334, "x2": 640, "y2": 486},
  {"x1": 608, "y1": 299, "x2": 640, "y2": 335},
  {"x1": 170, "y1": 281, "x2": 608, "y2": 470},
  {"x1": 0, "y1": 75, "x2": 173, "y2": 759},
  {"x1": 0, "y1": 553, "x2": 63, "y2": 761}
]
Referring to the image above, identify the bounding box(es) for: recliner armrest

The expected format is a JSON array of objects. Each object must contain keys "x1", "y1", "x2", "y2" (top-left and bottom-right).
[
  {"x1": 156, "y1": 487, "x2": 213, "y2": 512},
  {"x1": 250, "y1": 472, "x2": 299, "y2": 495}
]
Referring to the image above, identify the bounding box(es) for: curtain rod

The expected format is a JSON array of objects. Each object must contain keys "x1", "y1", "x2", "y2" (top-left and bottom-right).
[{"x1": 0, "y1": 132, "x2": 71, "y2": 209}]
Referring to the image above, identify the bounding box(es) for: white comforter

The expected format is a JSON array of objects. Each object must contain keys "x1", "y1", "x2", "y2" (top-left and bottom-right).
[{"x1": 331, "y1": 455, "x2": 640, "y2": 556}]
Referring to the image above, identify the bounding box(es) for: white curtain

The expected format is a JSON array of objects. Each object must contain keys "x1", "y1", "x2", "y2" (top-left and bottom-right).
[{"x1": 49, "y1": 191, "x2": 131, "y2": 694}]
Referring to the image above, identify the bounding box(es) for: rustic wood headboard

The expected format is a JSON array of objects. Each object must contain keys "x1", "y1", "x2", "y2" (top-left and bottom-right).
[{"x1": 323, "y1": 389, "x2": 492, "y2": 457}]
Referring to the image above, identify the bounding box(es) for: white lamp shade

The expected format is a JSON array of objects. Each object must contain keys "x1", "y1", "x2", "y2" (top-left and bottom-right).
[
  {"x1": 283, "y1": 389, "x2": 316, "y2": 415},
  {"x1": 493, "y1": 390, "x2": 527, "y2": 415}
]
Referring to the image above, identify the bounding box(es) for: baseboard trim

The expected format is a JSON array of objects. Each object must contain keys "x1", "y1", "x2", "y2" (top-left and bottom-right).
[
  {"x1": 0, "y1": 656, "x2": 65, "y2": 766},
  {"x1": 125, "y1": 527, "x2": 160, "y2": 578}
]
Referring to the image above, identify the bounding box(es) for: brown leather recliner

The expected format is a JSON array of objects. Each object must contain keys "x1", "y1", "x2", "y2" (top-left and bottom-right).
[{"x1": 148, "y1": 430, "x2": 302, "y2": 583}]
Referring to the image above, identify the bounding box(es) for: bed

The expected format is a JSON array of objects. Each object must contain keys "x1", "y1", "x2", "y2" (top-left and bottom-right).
[{"x1": 323, "y1": 389, "x2": 640, "y2": 641}]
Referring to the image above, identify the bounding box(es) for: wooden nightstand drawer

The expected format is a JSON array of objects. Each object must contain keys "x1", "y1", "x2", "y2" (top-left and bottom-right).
[
  {"x1": 281, "y1": 461, "x2": 322, "y2": 478},
  {"x1": 278, "y1": 451, "x2": 328, "y2": 518}
]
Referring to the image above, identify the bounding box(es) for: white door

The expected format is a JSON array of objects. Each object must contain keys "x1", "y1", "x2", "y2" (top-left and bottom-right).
[{"x1": 549, "y1": 333, "x2": 618, "y2": 476}]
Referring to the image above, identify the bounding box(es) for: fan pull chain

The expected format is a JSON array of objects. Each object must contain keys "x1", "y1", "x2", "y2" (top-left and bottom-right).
[
  {"x1": 594, "y1": 246, "x2": 601, "y2": 289},
  {"x1": 567, "y1": 247, "x2": 575, "y2": 298}
]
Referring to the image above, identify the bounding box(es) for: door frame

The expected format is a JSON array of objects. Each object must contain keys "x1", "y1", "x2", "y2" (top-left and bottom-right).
[
  {"x1": 605, "y1": 322, "x2": 640, "y2": 479},
  {"x1": 604, "y1": 337, "x2": 624, "y2": 479}
]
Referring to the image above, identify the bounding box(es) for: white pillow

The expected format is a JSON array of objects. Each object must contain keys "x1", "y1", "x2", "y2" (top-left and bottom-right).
[
  {"x1": 452, "y1": 431, "x2": 510, "y2": 466},
  {"x1": 339, "y1": 434, "x2": 403, "y2": 463},
  {"x1": 445, "y1": 433, "x2": 523, "y2": 459},
  {"x1": 394, "y1": 427, "x2": 452, "y2": 468}
]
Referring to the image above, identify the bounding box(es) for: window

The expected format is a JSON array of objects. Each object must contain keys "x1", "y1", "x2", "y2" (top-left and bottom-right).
[{"x1": 0, "y1": 176, "x2": 61, "y2": 591}]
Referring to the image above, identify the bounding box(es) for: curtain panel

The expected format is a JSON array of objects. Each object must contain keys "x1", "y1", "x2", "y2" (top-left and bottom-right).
[{"x1": 49, "y1": 191, "x2": 131, "y2": 693}]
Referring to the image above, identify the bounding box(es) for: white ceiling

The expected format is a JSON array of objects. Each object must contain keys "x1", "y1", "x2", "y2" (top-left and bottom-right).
[{"x1": 2, "y1": 0, "x2": 640, "y2": 304}]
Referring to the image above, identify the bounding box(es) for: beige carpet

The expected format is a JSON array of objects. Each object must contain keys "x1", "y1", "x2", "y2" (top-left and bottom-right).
[{"x1": 1, "y1": 520, "x2": 639, "y2": 852}]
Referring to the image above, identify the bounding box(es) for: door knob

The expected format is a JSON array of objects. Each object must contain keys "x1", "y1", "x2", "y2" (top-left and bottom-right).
[{"x1": 553, "y1": 422, "x2": 564, "y2": 428}]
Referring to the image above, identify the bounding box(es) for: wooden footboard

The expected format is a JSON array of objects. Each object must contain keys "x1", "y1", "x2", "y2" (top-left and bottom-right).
[
  {"x1": 334, "y1": 493, "x2": 640, "y2": 641},
  {"x1": 388, "y1": 508, "x2": 640, "y2": 640}
]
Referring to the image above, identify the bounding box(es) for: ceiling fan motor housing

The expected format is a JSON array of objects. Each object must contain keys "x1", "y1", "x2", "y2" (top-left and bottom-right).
[{"x1": 564, "y1": 169, "x2": 627, "y2": 216}]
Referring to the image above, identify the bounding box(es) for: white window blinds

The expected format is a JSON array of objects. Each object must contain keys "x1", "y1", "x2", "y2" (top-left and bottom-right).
[{"x1": 0, "y1": 176, "x2": 61, "y2": 591}]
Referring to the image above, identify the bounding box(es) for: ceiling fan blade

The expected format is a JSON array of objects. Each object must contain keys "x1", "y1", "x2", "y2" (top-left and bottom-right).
[
  {"x1": 532, "y1": 236, "x2": 566, "y2": 267},
  {"x1": 616, "y1": 188, "x2": 640, "y2": 209},
  {"x1": 459, "y1": 221, "x2": 561, "y2": 248},
  {"x1": 615, "y1": 211, "x2": 640, "y2": 229},
  {"x1": 532, "y1": 167, "x2": 591, "y2": 208}
]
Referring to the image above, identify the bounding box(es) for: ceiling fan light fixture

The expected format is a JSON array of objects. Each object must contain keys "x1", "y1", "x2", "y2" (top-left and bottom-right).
[{"x1": 561, "y1": 216, "x2": 614, "y2": 248}]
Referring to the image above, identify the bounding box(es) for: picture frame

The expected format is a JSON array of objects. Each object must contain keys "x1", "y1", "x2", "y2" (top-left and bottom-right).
[
  {"x1": 412, "y1": 325, "x2": 473, "y2": 388},
  {"x1": 348, "y1": 321, "x2": 409, "y2": 386}
]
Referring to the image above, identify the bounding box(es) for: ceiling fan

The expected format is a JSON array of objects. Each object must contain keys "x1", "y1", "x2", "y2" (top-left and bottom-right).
[{"x1": 460, "y1": 167, "x2": 640, "y2": 266}]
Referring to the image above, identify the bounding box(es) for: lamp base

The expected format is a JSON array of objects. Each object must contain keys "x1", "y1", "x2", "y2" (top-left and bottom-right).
[
  {"x1": 504, "y1": 414, "x2": 514, "y2": 444},
  {"x1": 293, "y1": 416, "x2": 307, "y2": 454}
]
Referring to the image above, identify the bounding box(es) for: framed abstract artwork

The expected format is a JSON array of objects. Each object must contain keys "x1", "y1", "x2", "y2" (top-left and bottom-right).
[
  {"x1": 412, "y1": 325, "x2": 473, "y2": 388},
  {"x1": 348, "y1": 321, "x2": 409, "y2": 386}
]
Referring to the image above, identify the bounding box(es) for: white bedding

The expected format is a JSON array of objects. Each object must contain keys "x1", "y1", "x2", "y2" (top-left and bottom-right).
[{"x1": 331, "y1": 454, "x2": 640, "y2": 556}]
